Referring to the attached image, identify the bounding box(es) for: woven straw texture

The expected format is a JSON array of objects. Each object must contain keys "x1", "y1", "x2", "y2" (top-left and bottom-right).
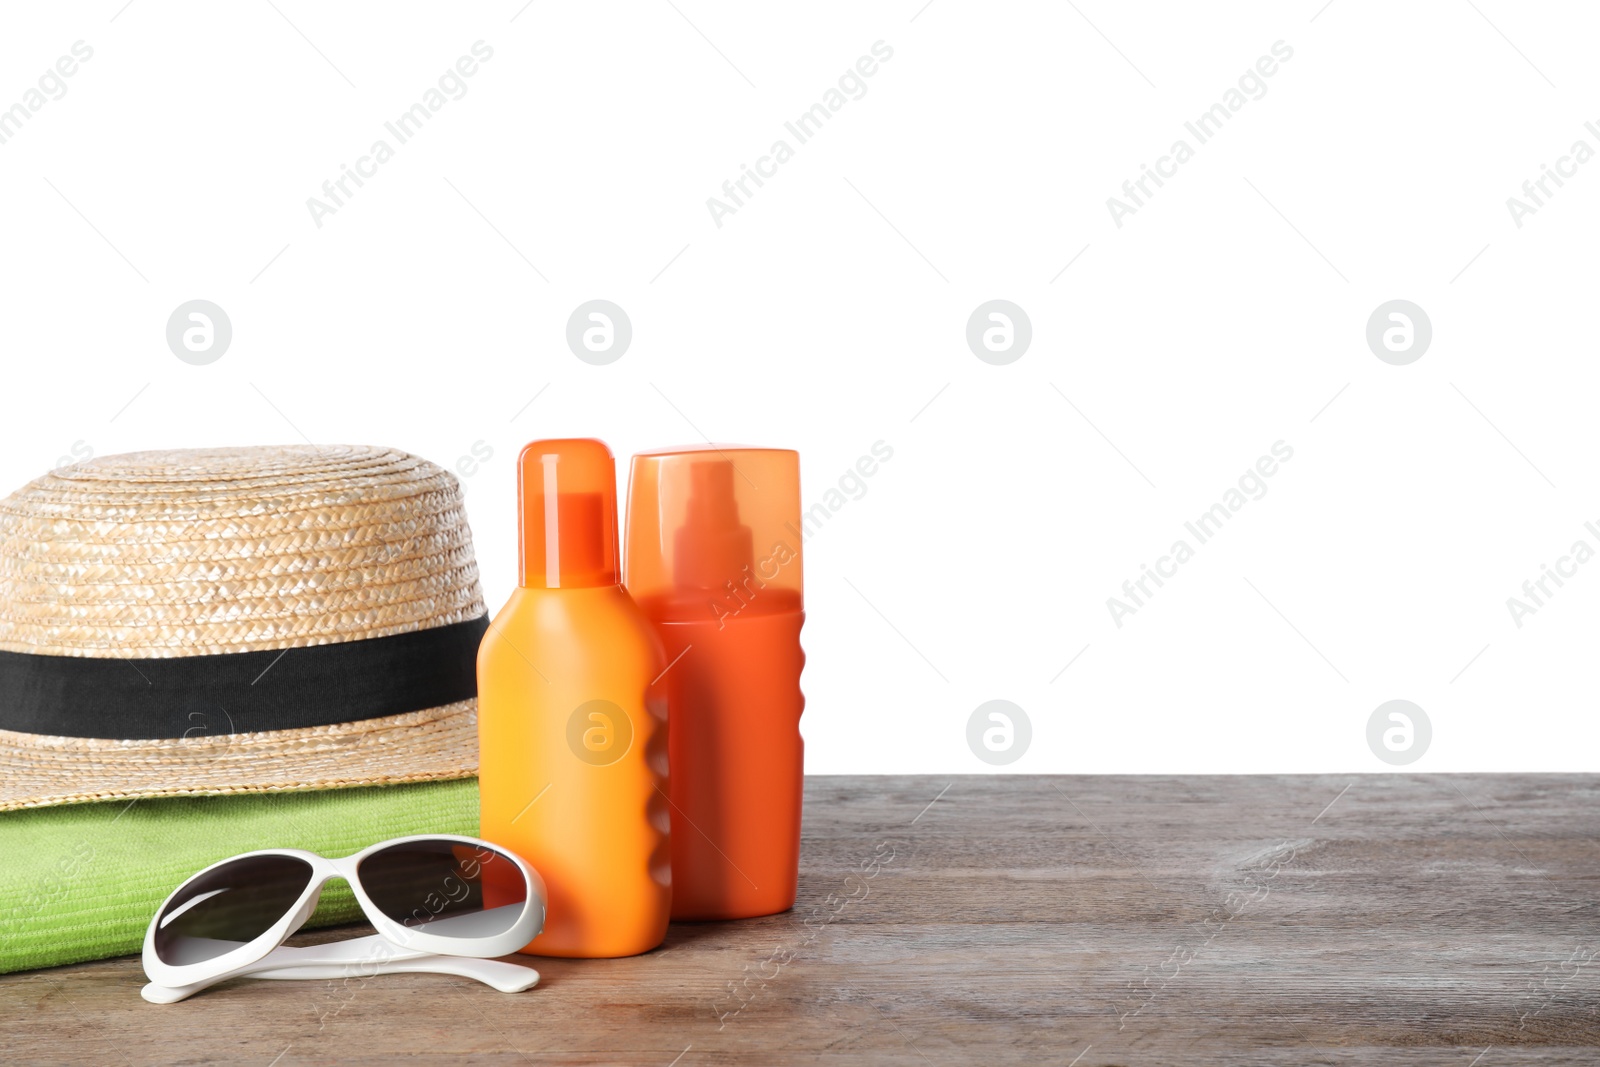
[{"x1": 0, "y1": 444, "x2": 486, "y2": 811}]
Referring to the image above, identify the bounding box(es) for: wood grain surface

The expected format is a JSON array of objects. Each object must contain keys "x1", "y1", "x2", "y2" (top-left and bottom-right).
[{"x1": 3, "y1": 774, "x2": 1598, "y2": 1065}]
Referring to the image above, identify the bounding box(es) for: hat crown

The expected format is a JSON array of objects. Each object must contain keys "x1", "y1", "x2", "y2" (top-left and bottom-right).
[{"x1": 0, "y1": 444, "x2": 485, "y2": 658}]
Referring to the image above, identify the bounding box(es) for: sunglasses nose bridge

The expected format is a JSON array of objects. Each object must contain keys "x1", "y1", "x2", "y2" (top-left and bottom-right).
[{"x1": 327, "y1": 851, "x2": 364, "y2": 880}]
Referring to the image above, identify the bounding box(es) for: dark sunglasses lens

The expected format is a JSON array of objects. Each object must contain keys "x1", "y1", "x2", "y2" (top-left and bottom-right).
[
  {"x1": 357, "y1": 840, "x2": 527, "y2": 938},
  {"x1": 154, "y1": 854, "x2": 314, "y2": 966}
]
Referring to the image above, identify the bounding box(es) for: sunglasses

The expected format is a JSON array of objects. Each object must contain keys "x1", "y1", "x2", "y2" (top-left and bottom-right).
[{"x1": 141, "y1": 834, "x2": 546, "y2": 1003}]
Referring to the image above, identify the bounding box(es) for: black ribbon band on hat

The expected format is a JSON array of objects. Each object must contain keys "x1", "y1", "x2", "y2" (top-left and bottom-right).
[{"x1": 0, "y1": 615, "x2": 489, "y2": 740}]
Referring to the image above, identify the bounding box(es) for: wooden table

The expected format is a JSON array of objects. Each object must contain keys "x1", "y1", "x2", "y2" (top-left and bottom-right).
[{"x1": 3, "y1": 775, "x2": 1598, "y2": 1065}]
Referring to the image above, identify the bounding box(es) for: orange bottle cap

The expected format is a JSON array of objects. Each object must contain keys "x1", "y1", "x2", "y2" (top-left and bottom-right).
[
  {"x1": 625, "y1": 446, "x2": 802, "y2": 613},
  {"x1": 517, "y1": 438, "x2": 619, "y2": 589}
]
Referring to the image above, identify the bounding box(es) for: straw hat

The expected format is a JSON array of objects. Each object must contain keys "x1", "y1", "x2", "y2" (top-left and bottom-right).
[{"x1": 0, "y1": 444, "x2": 488, "y2": 811}]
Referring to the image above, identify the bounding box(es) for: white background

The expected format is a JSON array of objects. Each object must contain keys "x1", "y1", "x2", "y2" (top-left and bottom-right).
[{"x1": 2, "y1": 1, "x2": 1597, "y2": 774}]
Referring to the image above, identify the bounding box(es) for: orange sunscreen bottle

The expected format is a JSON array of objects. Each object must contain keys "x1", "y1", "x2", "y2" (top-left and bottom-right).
[
  {"x1": 625, "y1": 446, "x2": 805, "y2": 920},
  {"x1": 477, "y1": 438, "x2": 670, "y2": 957}
]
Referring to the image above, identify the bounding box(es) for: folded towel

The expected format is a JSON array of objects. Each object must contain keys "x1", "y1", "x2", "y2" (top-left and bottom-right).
[{"x1": 0, "y1": 779, "x2": 478, "y2": 974}]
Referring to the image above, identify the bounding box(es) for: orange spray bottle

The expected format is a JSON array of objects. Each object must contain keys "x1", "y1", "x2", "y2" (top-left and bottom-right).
[
  {"x1": 625, "y1": 446, "x2": 805, "y2": 920},
  {"x1": 477, "y1": 438, "x2": 671, "y2": 957}
]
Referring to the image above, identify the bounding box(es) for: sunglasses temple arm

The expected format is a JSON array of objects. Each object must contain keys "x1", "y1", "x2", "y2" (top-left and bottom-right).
[
  {"x1": 255, "y1": 933, "x2": 437, "y2": 967},
  {"x1": 140, "y1": 936, "x2": 539, "y2": 1003},
  {"x1": 250, "y1": 955, "x2": 540, "y2": 992}
]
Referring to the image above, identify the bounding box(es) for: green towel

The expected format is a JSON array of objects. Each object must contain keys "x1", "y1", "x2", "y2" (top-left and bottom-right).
[{"x1": 0, "y1": 779, "x2": 479, "y2": 975}]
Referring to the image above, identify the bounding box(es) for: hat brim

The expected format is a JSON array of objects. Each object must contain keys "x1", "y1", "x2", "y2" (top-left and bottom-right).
[{"x1": 0, "y1": 699, "x2": 478, "y2": 811}]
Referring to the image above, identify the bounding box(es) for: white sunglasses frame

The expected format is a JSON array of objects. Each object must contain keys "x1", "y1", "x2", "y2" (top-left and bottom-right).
[
  {"x1": 141, "y1": 834, "x2": 545, "y2": 995},
  {"x1": 140, "y1": 932, "x2": 542, "y2": 1004}
]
